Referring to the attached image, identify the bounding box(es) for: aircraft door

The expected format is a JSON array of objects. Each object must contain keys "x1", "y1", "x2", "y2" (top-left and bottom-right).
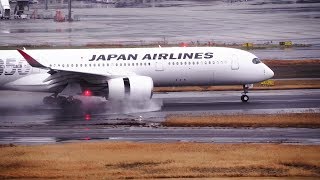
[
  {"x1": 231, "y1": 54, "x2": 239, "y2": 70},
  {"x1": 155, "y1": 61, "x2": 164, "y2": 71}
]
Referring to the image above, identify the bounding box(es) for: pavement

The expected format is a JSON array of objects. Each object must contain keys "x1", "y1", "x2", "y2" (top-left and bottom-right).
[{"x1": 0, "y1": 89, "x2": 319, "y2": 145}]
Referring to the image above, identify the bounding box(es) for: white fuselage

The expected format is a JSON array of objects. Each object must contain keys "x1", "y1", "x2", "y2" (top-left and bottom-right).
[{"x1": 0, "y1": 47, "x2": 274, "y2": 93}]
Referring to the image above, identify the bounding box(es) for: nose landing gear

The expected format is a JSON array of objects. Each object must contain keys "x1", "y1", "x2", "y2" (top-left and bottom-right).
[
  {"x1": 241, "y1": 84, "x2": 251, "y2": 102},
  {"x1": 241, "y1": 94, "x2": 249, "y2": 102}
]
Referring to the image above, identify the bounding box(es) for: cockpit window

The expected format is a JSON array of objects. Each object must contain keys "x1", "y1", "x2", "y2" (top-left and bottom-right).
[{"x1": 252, "y1": 58, "x2": 261, "y2": 64}]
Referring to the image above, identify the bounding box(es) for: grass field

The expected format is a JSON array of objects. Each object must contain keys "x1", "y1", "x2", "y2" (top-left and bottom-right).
[
  {"x1": 0, "y1": 143, "x2": 320, "y2": 179},
  {"x1": 163, "y1": 113, "x2": 320, "y2": 128}
]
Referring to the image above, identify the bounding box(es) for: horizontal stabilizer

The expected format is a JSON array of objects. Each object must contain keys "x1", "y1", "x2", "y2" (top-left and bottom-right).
[{"x1": 17, "y1": 49, "x2": 47, "y2": 68}]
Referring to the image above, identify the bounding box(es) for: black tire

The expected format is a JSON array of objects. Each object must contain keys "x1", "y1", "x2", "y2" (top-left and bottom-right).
[
  {"x1": 72, "y1": 99, "x2": 82, "y2": 106},
  {"x1": 43, "y1": 96, "x2": 55, "y2": 105},
  {"x1": 57, "y1": 96, "x2": 68, "y2": 106},
  {"x1": 241, "y1": 95, "x2": 249, "y2": 102}
]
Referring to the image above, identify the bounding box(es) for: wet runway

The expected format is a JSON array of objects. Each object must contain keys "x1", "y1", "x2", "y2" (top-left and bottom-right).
[
  {"x1": 0, "y1": 89, "x2": 319, "y2": 145},
  {"x1": 1, "y1": 127, "x2": 319, "y2": 145}
]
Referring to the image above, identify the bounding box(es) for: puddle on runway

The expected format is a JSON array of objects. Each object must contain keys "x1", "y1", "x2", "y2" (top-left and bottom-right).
[
  {"x1": 0, "y1": 89, "x2": 320, "y2": 145},
  {"x1": 1, "y1": 90, "x2": 320, "y2": 127},
  {"x1": 0, "y1": 91, "x2": 164, "y2": 127}
]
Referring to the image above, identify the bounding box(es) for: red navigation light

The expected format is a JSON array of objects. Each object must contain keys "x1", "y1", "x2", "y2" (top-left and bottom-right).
[
  {"x1": 180, "y1": 42, "x2": 188, "y2": 47},
  {"x1": 83, "y1": 90, "x2": 92, "y2": 96},
  {"x1": 85, "y1": 114, "x2": 91, "y2": 121}
]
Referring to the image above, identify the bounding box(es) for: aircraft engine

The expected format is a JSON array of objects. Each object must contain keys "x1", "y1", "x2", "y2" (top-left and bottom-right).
[{"x1": 106, "y1": 76, "x2": 153, "y2": 101}]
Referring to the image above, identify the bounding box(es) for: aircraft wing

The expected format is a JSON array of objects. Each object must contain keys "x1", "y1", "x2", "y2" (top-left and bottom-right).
[
  {"x1": 17, "y1": 49, "x2": 136, "y2": 96},
  {"x1": 17, "y1": 49, "x2": 136, "y2": 79}
]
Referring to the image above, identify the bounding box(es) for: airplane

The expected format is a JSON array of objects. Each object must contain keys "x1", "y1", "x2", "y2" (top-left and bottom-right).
[{"x1": 0, "y1": 47, "x2": 274, "y2": 106}]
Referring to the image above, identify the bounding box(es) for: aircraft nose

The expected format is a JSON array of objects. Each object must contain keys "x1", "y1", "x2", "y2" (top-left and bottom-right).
[{"x1": 265, "y1": 66, "x2": 274, "y2": 79}]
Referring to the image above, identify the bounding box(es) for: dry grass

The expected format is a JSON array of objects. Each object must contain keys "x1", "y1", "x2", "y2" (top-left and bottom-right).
[
  {"x1": 163, "y1": 113, "x2": 320, "y2": 128},
  {"x1": 0, "y1": 143, "x2": 320, "y2": 179},
  {"x1": 254, "y1": 79, "x2": 320, "y2": 90}
]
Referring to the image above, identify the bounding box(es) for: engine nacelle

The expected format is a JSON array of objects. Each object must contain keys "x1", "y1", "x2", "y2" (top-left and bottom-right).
[{"x1": 106, "y1": 76, "x2": 153, "y2": 101}]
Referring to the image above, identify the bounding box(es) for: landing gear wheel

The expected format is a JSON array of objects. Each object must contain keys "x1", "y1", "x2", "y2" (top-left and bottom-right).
[
  {"x1": 241, "y1": 84, "x2": 251, "y2": 103},
  {"x1": 241, "y1": 95, "x2": 249, "y2": 102},
  {"x1": 43, "y1": 96, "x2": 55, "y2": 105},
  {"x1": 57, "y1": 96, "x2": 68, "y2": 106},
  {"x1": 73, "y1": 99, "x2": 82, "y2": 105},
  {"x1": 42, "y1": 94, "x2": 82, "y2": 108},
  {"x1": 71, "y1": 99, "x2": 82, "y2": 107}
]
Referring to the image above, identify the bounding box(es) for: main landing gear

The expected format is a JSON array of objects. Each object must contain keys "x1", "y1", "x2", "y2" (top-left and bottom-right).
[
  {"x1": 241, "y1": 85, "x2": 250, "y2": 102},
  {"x1": 43, "y1": 94, "x2": 82, "y2": 107}
]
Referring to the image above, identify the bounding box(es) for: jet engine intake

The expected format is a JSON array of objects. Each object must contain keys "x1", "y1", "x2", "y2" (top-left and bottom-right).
[{"x1": 106, "y1": 76, "x2": 153, "y2": 101}]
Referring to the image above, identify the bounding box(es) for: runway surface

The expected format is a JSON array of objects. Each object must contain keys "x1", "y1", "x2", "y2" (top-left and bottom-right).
[{"x1": 0, "y1": 89, "x2": 319, "y2": 145}]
